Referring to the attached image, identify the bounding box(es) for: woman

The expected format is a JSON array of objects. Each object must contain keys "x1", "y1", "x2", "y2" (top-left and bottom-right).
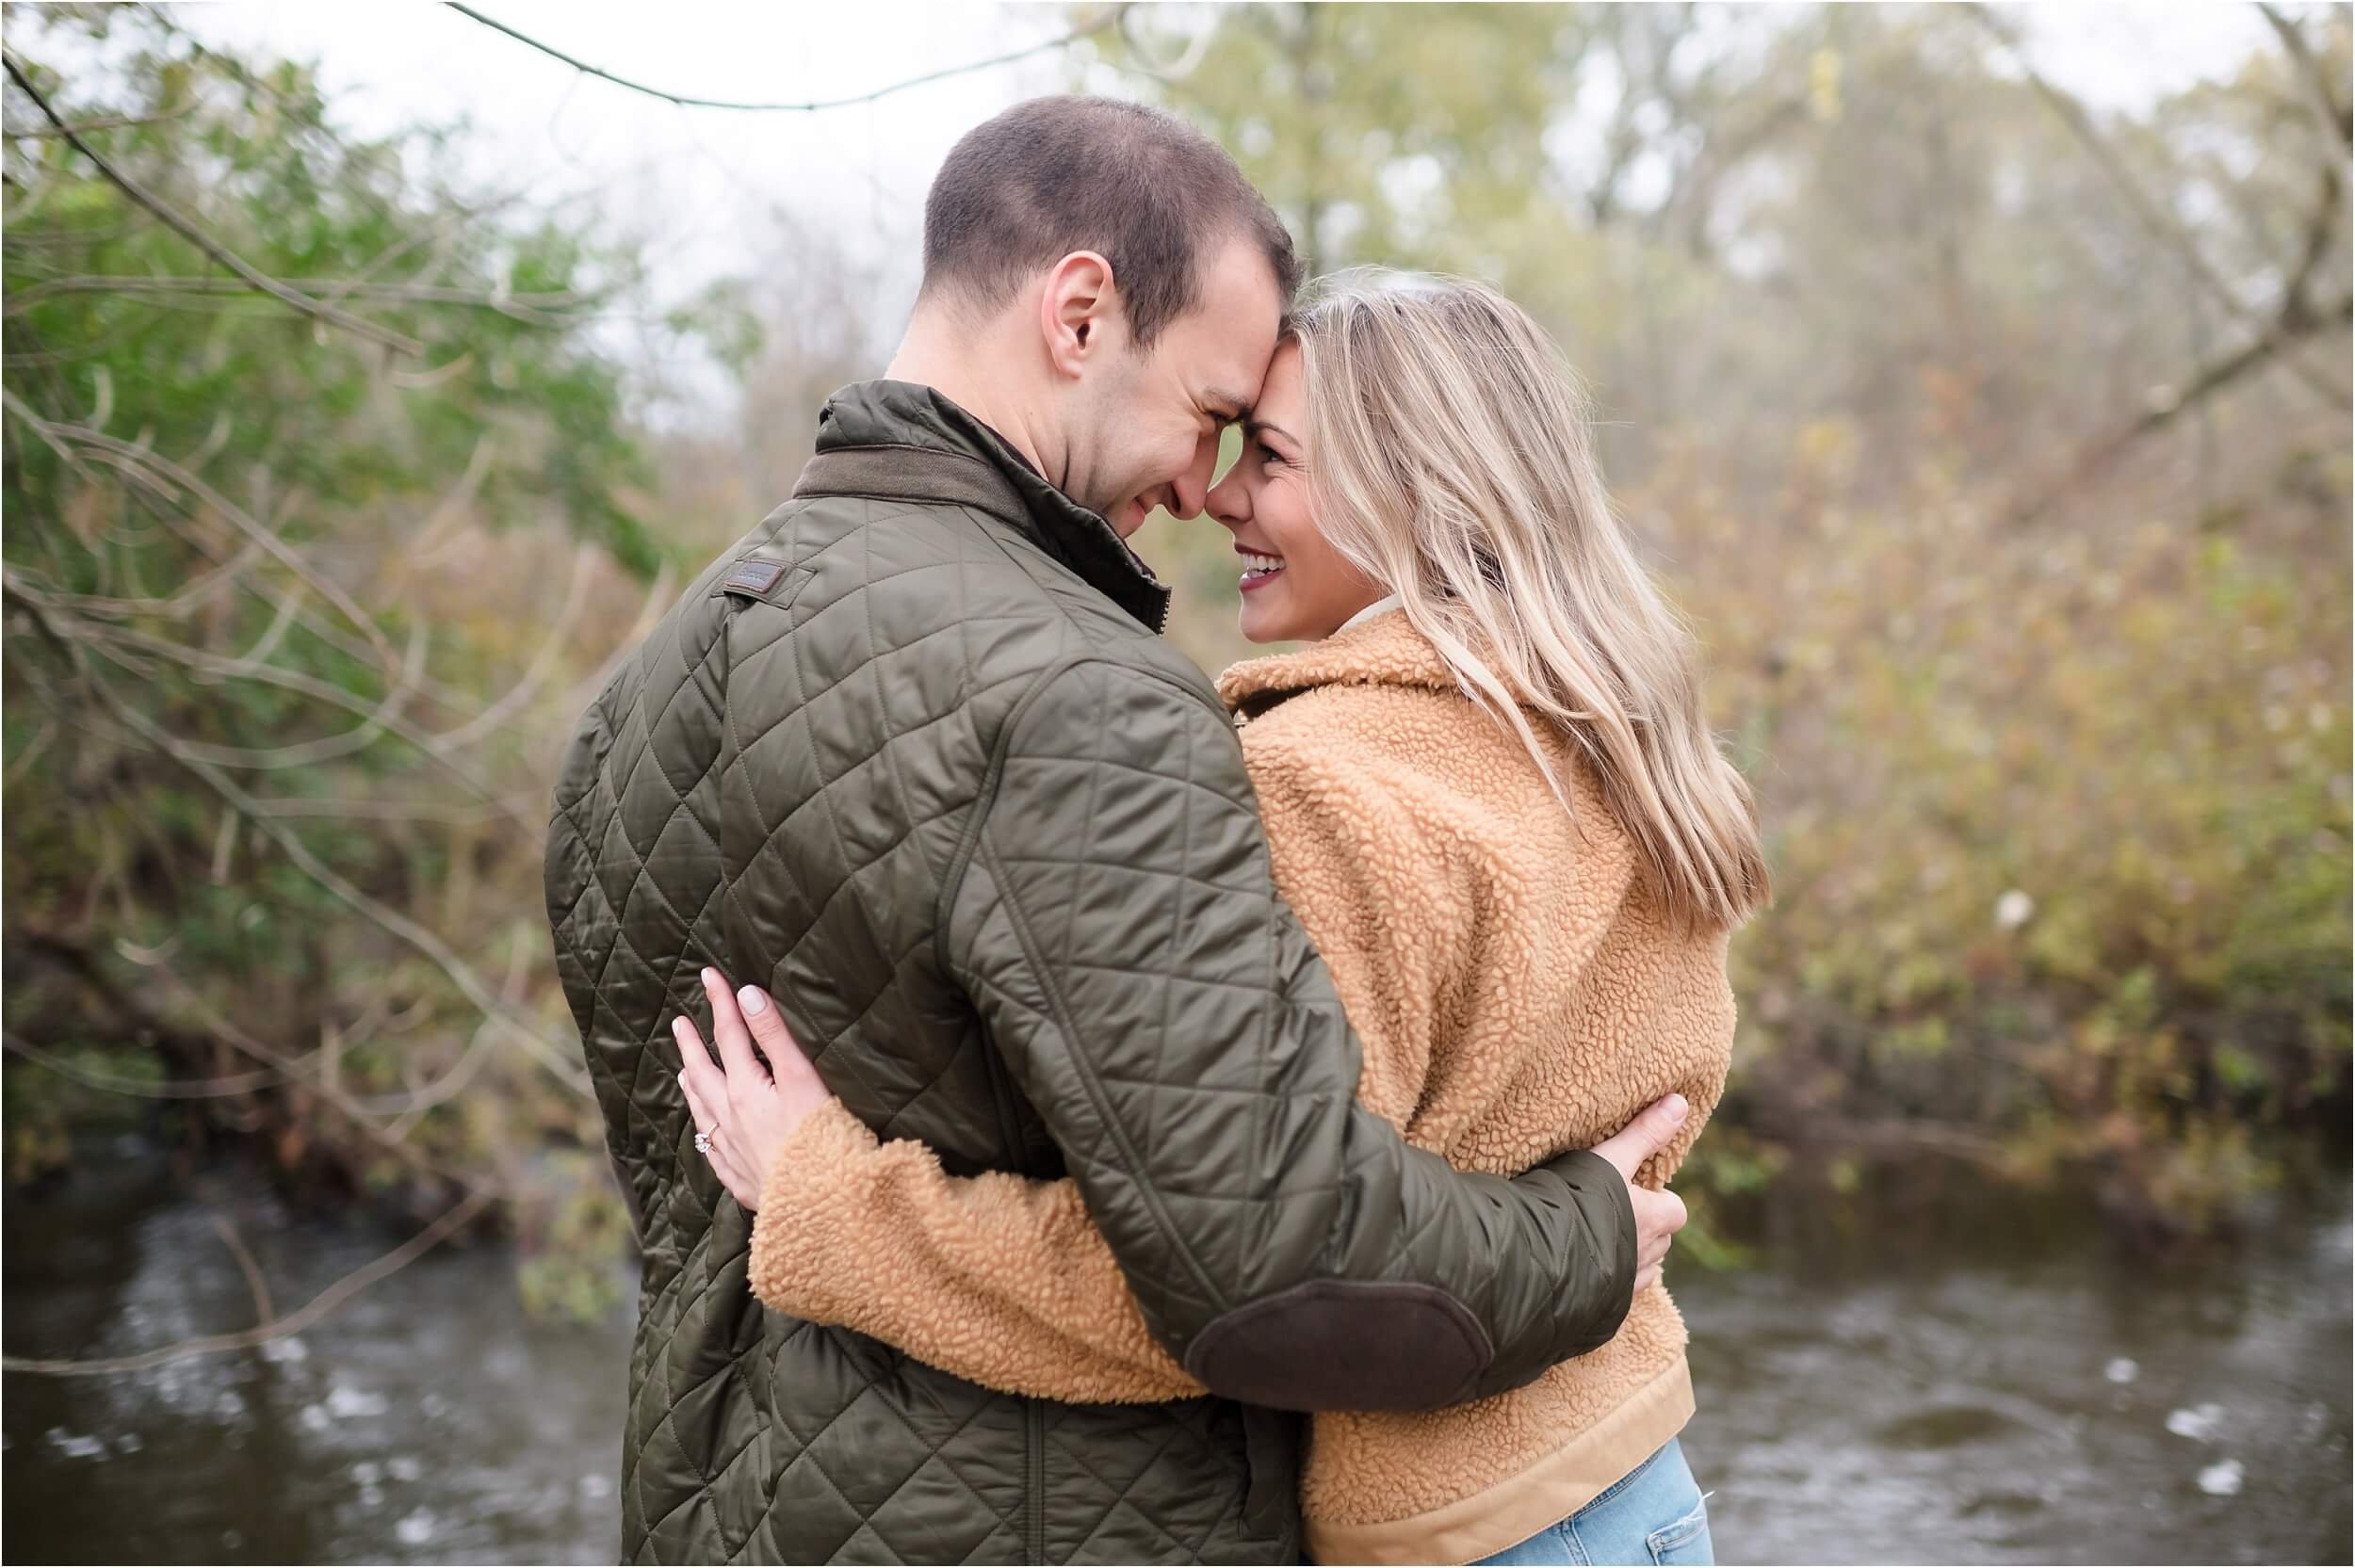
[{"x1": 677, "y1": 270, "x2": 1767, "y2": 1566}]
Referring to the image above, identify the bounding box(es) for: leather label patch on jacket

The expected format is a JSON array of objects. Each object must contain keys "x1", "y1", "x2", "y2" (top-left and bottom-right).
[
  {"x1": 721, "y1": 559, "x2": 789, "y2": 596},
  {"x1": 715, "y1": 559, "x2": 812, "y2": 610}
]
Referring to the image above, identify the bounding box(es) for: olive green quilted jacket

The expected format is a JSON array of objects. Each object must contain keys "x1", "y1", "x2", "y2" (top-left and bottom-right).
[{"x1": 544, "y1": 380, "x2": 1636, "y2": 1564}]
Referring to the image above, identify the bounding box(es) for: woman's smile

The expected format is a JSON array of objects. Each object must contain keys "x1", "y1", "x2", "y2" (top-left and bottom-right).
[{"x1": 1237, "y1": 544, "x2": 1287, "y2": 590}]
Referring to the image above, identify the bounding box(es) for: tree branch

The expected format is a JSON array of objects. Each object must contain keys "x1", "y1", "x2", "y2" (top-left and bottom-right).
[
  {"x1": 2256, "y1": 2, "x2": 2352, "y2": 146},
  {"x1": 2, "y1": 1027, "x2": 287, "y2": 1098},
  {"x1": 243, "y1": 793, "x2": 544, "y2": 825},
  {"x1": 0, "y1": 1186, "x2": 494, "y2": 1377},
  {"x1": 2, "y1": 54, "x2": 422, "y2": 356},
  {"x1": 2, "y1": 98, "x2": 197, "y2": 138},
  {"x1": 3, "y1": 583, "x2": 593, "y2": 1100},
  {"x1": 5, "y1": 275, "x2": 603, "y2": 320},
  {"x1": 2015, "y1": 289, "x2": 2353, "y2": 523},
  {"x1": 1966, "y1": 5, "x2": 2263, "y2": 331},
  {"x1": 444, "y1": 2, "x2": 1128, "y2": 113},
  {"x1": 210, "y1": 1212, "x2": 276, "y2": 1327},
  {"x1": 11, "y1": 930, "x2": 501, "y2": 1176},
  {"x1": 3, "y1": 391, "x2": 404, "y2": 682}
]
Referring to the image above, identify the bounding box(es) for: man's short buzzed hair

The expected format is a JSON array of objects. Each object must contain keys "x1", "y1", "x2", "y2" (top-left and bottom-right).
[{"x1": 920, "y1": 96, "x2": 1303, "y2": 348}]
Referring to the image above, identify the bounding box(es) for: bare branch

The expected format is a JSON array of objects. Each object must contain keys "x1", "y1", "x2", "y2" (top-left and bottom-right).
[
  {"x1": 0, "y1": 1187, "x2": 494, "y2": 1377},
  {"x1": 210, "y1": 1213, "x2": 277, "y2": 1326},
  {"x1": 428, "y1": 542, "x2": 593, "y2": 748},
  {"x1": 2015, "y1": 289, "x2": 2353, "y2": 522},
  {"x1": 380, "y1": 934, "x2": 531, "y2": 1134},
  {"x1": 392, "y1": 431, "x2": 496, "y2": 575},
  {"x1": 13, "y1": 930, "x2": 514, "y2": 1176},
  {"x1": 244, "y1": 793, "x2": 543, "y2": 825},
  {"x1": 2, "y1": 1028, "x2": 287, "y2": 1098},
  {"x1": 2279, "y1": 155, "x2": 2346, "y2": 329},
  {"x1": 2, "y1": 98, "x2": 198, "y2": 138},
  {"x1": 2, "y1": 54, "x2": 422, "y2": 356},
  {"x1": 3, "y1": 392, "x2": 403, "y2": 681},
  {"x1": 124, "y1": 953, "x2": 508, "y2": 1124},
  {"x1": 32, "y1": 569, "x2": 544, "y2": 832},
  {"x1": 218, "y1": 575, "x2": 307, "y2": 676},
  {"x1": 12, "y1": 407, "x2": 536, "y2": 732},
  {"x1": 3, "y1": 584, "x2": 593, "y2": 1099},
  {"x1": 444, "y1": 2, "x2": 1129, "y2": 113},
  {"x1": 554, "y1": 558, "x2": 677, "y2": 720},
  {"x1": 26, "y1": 465, "x2": 494, "y2": 721},
  {"x1": 5, "y1": 275, "x2": 603, "y2": 320},
  {"x1": 3, "y1": 715, "x2": 57, "y2": 788},
  {"x1": 76, "y1": 613, "x2": 430, "y2": 772},
  {"x1": 1665, "y1": 97, "x2": 1808, "y2": 260},
  {"x1": 1969, "y1": 1, "x2": 2353, "y2": 500},
  {"x1": 1966, "y1": 5, "x2": 2264, "y2": 331},
  {"x1": 2257, "y1": 2, "x2": 2353, "y2": 146}
]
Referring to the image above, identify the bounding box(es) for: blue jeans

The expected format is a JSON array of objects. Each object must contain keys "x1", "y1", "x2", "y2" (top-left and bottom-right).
[{"x1": 1470, "y1": 1439, "x2": 1713, "y2": 1565}]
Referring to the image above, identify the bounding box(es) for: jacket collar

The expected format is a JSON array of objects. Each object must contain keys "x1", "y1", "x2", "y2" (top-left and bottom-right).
[
  {"x1": 793, "y1": 380, "x2": 1172, "y2": 632},
  {"x1": 1215, "y1": 606, "x2": 1465, "y2": 719}
]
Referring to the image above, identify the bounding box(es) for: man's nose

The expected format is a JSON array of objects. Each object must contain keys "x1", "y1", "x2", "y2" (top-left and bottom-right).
[{"x1": 1168, "y1": 432, "x2": 1221, "y2": 520}]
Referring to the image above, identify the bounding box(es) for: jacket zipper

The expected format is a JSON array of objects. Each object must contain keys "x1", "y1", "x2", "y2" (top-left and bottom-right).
[
  {"x1": 1026, "y1": 1400, "x2": 1046, "y2": 1563},
  {"x1": 977, "y1": 1036, "x2": 1043, "y2": 1561},
  {"x1": 979, "y1": 1044, "x2": 1028, "y2": 1172}
]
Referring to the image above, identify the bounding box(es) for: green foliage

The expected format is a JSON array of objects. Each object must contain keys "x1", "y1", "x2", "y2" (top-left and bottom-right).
[
  {"x1": 2, "y1": 8, "x2": 706, "y2": 1311},
  {"x1": 514, "y1": 1156, "x2": 634, "y2": 1322},
  {"x1": 1667, "y1": 428, "x2": 2349, "y2": 1231},
  {"x1": 1096, "y1": 2, "x2": 2352, "y2": 1237}
]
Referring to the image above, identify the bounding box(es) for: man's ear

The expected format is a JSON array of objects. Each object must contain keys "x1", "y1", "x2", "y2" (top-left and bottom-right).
[{"x1": 1039, "y1": 251, "x2": 1118, "y2": 380}]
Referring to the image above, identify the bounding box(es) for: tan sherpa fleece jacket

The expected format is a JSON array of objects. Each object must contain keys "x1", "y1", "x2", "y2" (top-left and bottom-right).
[{"x1": 746, "y1": 608, "x2": 1737, "y2": 1565}]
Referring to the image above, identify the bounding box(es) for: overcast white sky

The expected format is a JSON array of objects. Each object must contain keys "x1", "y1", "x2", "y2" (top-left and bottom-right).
[
  {"x1": 163, "y1": 1, "x2": 2277, "y2": 387},
  {"x1": 179, "y1": 2, "x2": 1109, "y2": 340}
]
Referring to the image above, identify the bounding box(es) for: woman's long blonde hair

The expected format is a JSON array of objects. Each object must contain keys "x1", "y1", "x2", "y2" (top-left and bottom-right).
[{"x1": 1291, "y1": 268, "x2": 1769, "y2": 932}]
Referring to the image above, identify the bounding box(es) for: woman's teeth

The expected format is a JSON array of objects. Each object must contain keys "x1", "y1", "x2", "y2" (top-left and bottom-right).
[{"x1": 1241, "y1": 552, "x2": 1285, "y2": 578}]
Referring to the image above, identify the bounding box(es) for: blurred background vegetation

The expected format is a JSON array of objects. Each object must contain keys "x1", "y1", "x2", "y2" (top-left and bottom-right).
[{"x1": 3, "y1": 1, "x2": 2347, "y2": 1328}]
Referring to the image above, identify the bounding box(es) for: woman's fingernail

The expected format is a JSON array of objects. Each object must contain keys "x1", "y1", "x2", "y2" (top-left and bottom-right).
[
  {"x1": 1665, "y1": 1093, "x2": 1689, "y2": 1120},
  {"x1": 738, "y1": 985, "x2": 767, "y2": 1017},
  {"x1": 671, "y1": 1016, "x2": 688, "y2": 1040},
  {"x1": 700, "y1": 966, "x2": 718, "y2": 987}
]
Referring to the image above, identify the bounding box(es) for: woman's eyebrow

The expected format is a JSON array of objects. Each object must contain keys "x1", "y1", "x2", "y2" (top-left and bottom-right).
[{"x1": 1244, "y1": 417, "x2": 1300, "y2": 446}]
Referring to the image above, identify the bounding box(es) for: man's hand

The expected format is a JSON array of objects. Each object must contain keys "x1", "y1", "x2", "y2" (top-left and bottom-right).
[
  {"x1": 673, "y1": 966, "x2": 834, "y2": 1212},
  {"x1": 1586, "y1": 1094, "x2": 1691, "y2": 1295}
]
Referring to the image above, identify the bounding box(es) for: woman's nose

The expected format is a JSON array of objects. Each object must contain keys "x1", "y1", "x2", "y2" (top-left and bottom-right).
[{"x1": 1206, "y1": 467, "x2": 1249, "y2": 530}]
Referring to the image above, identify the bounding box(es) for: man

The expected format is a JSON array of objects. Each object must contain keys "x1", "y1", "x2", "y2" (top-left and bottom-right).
[{"x1": 545, "y1": 96, "x2": 1687, "y2": 1564}]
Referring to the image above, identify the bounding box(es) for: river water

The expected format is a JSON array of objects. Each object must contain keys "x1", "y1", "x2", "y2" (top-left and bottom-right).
[{"x1": 6, "y1": 1135, "x2": 2348, "y2": 1564}]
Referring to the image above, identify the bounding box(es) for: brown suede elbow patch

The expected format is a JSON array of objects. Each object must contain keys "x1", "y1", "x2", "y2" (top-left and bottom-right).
[{"x1": 1181, "y1": 1279, "x2": 1493, "y2": 1413}]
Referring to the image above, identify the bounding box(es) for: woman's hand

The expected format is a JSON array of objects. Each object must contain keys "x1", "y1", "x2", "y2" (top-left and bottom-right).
[
  {"x1": 1587, "y1": 1093, "x2": 1691, "y2": 1295},
  {"x1": 673, "y1": 966, "x2": 834, "y2": 1212}
]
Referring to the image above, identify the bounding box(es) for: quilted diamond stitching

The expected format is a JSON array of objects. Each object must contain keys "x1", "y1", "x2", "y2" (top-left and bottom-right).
[{"x1": 549, "y1": 431, "x2": 1330, "y2": 1562}]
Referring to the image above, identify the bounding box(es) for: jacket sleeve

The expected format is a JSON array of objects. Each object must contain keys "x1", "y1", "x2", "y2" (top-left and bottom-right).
[{"x1": 939, "y1": 656, "x2": 1634, "y2": 1412}]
